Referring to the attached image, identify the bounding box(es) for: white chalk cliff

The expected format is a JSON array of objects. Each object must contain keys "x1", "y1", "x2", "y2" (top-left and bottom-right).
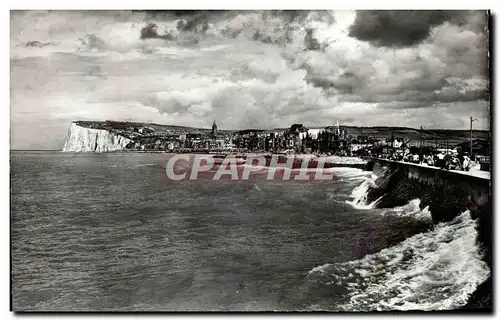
[{"x1": 62, "y1": 122, "x2": 132, "y2": 152}]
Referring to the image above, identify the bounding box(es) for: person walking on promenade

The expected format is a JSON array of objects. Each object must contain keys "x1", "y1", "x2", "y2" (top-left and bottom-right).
[
  {"x1": 451, "y1": 156, "x2": 461, "y2": 170},
  {"x1": 444, "y1": 153, "x2": 453, "y2": 170},
  {"x1": 426, "y1": 154, "x2": 434, "y2": 166},
  {"x1": 462, "y1": 153, "x2": 470, "y2": 171},
  {"x1": 436, "y1": 152, "x2": 445, "y2": 169}
]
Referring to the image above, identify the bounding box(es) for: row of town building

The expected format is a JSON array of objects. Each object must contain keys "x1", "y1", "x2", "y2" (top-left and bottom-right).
[
  {"x1": 122, "y1": 121, "x2": 491, "y2": 165},
  {"x1": 141, "y1": 121, "x2": 394, "y2": 155}
]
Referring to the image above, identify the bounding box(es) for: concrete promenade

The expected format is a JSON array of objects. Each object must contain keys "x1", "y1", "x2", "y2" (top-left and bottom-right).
[{"x1": 371, "y1": 157, "x2": 490, "y2": 181}]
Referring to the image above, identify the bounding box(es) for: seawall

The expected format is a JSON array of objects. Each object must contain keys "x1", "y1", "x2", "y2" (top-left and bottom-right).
[{"x1": 366, "y1": 158, "x2": 490, "y2": 222}]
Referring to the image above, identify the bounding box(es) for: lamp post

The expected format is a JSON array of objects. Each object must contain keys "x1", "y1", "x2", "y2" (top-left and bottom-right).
[
  {"x1": 446, "y1": 130, "x2": 449, "y2": 153},
  {"x1": 470, "y1": 116, "x2": 478, "y2": 157},
  {"x1": 420, "y1": 126, "x2": 423, "y2": 157}
]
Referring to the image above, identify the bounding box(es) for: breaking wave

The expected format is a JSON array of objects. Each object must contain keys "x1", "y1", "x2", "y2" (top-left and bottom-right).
[
  {"x1": 326, "y1": 164, "x2": 491, "y2": 311},
  {"x1": 345, "y1": 166, "x2": 432, "y2": 221},
  {"x1": 345, "y1": 172, "x2": 383, "y2": 209},
  {"x1": 325, "y1": 167, "x2": 372, "y2": 179},
  {"x1": 307, "y1": 210, "x2": 490, "y2": 311},
  {"x1": 381, "y1": 199, "x2": 432, "y2": 222}
]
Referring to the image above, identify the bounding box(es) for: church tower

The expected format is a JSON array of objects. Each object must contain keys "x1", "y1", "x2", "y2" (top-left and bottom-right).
[{"x1": 211, "y1": 120, "x2": 218, "y2": 138}]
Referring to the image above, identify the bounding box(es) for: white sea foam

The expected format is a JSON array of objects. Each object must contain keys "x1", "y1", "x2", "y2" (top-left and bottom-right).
[
  {"x1": 345, "y1": 167, "x2": 432, "y2": 221},
  {"x1": 345, "y1": 173, "x2": 382, "y2": 209},
  {"x1": 307, "y1": 210, "x2": 490, "y2": 311},
  {"x1": 307, "y1": 263, "x2": 332, "y2": 275},
  {"x1": 323, "y1": 167, "x2": 371, "y2": 178},
  {"x1": 381, "y1": 199, "x2": 432, "y2": 222},
  {"x1": 132, "y1": 163, "x2": 157, "y2": 168}
]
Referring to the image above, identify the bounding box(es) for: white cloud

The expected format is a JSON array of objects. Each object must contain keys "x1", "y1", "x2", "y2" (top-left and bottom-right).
[{"x1": 10, "y1": 10, "x2": 489, "y2": 149}]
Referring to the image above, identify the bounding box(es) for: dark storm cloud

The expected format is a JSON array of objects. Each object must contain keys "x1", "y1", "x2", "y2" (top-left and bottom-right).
[
  {"x1": 306, "y1": 72, "x2": 364, "y2": 94},
  {"x1": 140, "y1": 9, "x2": 316, "y2": 22},
  {"x1": 138, "y1": 10, "x2": 334, "y2": 50},
  {"x1": 139, "y1": 23, "x2": 176, "y2": 40},
  {"x1": 134, "y1": 10, "x2": 212, "y2": 18},
  {"x1": 302, "y1": 10, "x2": 488, "y2": 110},
  {"x1": 348, "y1": 10, "x2": 471, "y2": 47},
  {"x1": 436, "y1": 87, "x2": 489, "y2": 103},
  {"x1": 373, "y1": 101, "x2": 432, "y2": 109},
  {"x1": 304, "y1": 29, "x2": 322, "y2": 51},
  {"x1": 344, "y1": 87, "x2": 489, "y2": 109},
  {"x1": 138, "y1": 11, "x2": 221, "y2": 40},
  {"x1": 23, "y1": 40, "x2": 53, "y2": 48},
  {"x1": 272, "y1": 10, "x2": 311, "y2": 22},
  {"x1": 339, "y1": 84, "x2": 488, "y2": 107}
]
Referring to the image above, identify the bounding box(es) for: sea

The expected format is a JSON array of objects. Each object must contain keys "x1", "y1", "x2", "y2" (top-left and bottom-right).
[{"x1": 10, "y1": 151, "x2": 490, "y2": 311}]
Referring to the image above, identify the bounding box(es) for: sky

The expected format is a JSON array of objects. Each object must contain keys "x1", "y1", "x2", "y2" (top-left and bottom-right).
[{"x1": 10, "y1": 10, "x2": 490, "y2": 150}]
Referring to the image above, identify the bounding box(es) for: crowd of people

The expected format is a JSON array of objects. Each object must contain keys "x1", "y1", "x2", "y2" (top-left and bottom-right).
[{"x1": 377, "y1": 151, "x2": 474, "y2": 171}]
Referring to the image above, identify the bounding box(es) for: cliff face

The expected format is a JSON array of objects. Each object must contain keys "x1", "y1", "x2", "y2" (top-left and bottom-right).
[{"x1": 62, "y1": 122, "x2": 132, "y2": 152}]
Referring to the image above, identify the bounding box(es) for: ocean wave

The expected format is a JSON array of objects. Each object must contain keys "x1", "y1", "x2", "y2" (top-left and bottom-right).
[
  {"x1": 132, "y1": 163, "x2": 158, "y2": 168},
  {"x1": 323, "y1": 167, "x2": 371, "y2": 178},
  {"x1": 381, "y1": 199, "x2": 432, "y2": 222},
  {"x1": 323, "y1": 156, "x2": 367, "y2": 165},
  {"x1": 307, "y1": 210, "x2": 490, "y2": 311},
  {"x1": 108, "y1": 163, "x2": 157, "y2": 168},
  {"x1": 344, "y1": 167, "x2": 432, "y2": 221},
  {"x1": 345, "y1": 173, "x2": 381, "y2": 209},
  {"x1": 307, "y1": 263, "x2": 332, "y2": 275}
]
